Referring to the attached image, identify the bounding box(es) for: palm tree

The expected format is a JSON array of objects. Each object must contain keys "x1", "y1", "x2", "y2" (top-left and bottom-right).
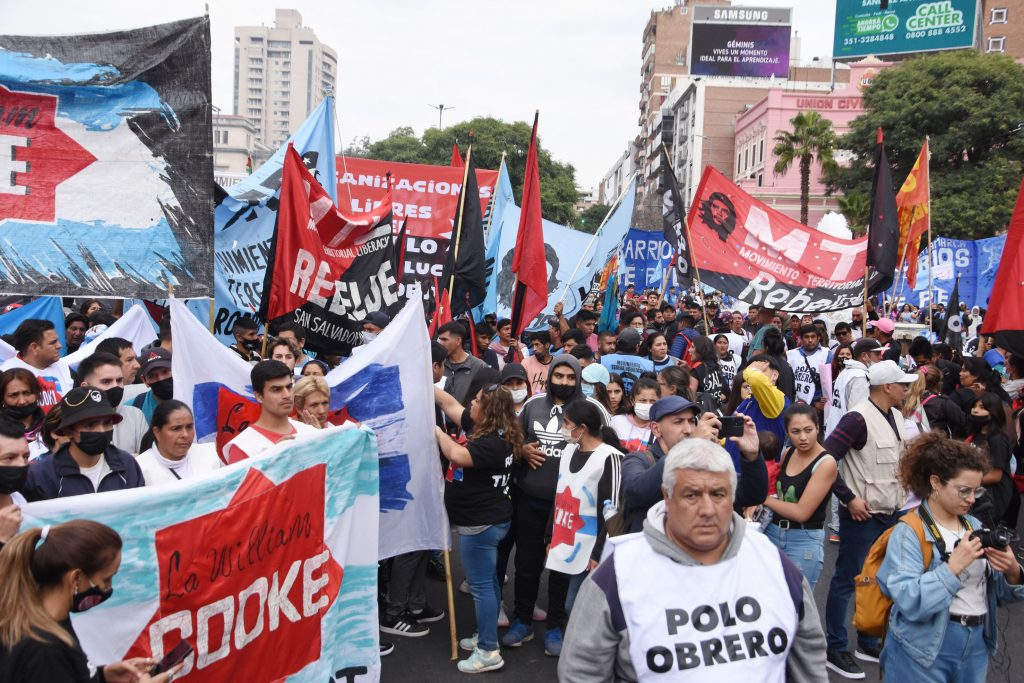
[
  {"x1": 837, "y1": 192, "x2": 870, "y2": 236},
  {"x1": 772, "y1": 111, "x2": 838, "y2": 226}
]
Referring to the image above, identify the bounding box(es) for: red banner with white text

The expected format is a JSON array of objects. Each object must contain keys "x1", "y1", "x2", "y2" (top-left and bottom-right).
[{"x1": 686, "y1": 166, "x2": 868, "y2": 311}]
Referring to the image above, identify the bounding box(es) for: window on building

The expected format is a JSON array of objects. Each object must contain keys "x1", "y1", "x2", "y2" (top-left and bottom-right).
[
  {"x1": 737, "y1": 153, "x2": 743, "y2": 174},
  {"x1": 250, "y1": 36, "x2": 264, "y2": 43},
  {"x1": 991, "y1": 8, "x2": 1008, "y2": 24},
  {"x1": 759, "y1": 139, "x2": 764, "y2": 163},
  {"x1": 660, "y1": 76, "x2": 671, "y2": 93},
  {"x1": 988, "y1": 36, "x2": 1006, "y2": 52},
  {"x1": 222, "y1": 131, "x2": 229, "y2": 145},
  {"x1": 757, "y1": 174, "x2": 763, "y2": 187}
]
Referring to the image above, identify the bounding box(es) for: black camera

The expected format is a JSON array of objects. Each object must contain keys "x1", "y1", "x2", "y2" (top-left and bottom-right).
[{"x1": 968, "y1": 527, "x2": 1013, "y2": 550}]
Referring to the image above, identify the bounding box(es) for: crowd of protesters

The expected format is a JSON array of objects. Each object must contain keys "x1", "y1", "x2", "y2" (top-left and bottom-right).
[{"x1": 0, "y1": 289, "x2": 1022, "y2": 682}]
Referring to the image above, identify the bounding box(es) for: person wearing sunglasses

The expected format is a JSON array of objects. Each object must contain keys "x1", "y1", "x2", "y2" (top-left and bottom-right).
[{"x1": 878, "y1": 432, "x2": 1024, "y2": 682}]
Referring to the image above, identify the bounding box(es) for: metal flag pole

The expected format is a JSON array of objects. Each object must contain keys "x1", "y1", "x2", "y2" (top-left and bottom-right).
[{"x1": 554, "y1": 170, "x2": 639, "y2": 305}]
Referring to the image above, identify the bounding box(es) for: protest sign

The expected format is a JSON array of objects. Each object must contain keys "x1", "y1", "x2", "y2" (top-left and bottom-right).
[
  {"x1": 685, "y1": 166, "x2": 868, "y2": 311},
  {"x1": 171, "y1": 296, "x2": 448, "y2": 560},
  {"x1": 619, "y1": 229, "x2": 680, "y2": 292},
  {"x1": 0, "y1": 18, "x2": 213, "y2": 298},
  {"x1": 889, "y1": 234, "x2": 1007, "y2": 309},
  {"x1": 22, "y1": 425, "x2": 382, "y2": 682}
]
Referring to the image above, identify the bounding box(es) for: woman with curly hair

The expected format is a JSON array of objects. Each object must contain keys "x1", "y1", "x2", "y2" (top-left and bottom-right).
[
  {"x1": 878, "y1": 432, "x2": 1024, "y2": 682},
  {"x1": 434, "y1": 369, "x2": 524, "y2": 673}
]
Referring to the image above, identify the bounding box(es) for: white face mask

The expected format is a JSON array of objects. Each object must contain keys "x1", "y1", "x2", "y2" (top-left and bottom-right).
[
  {"x1": 509, "y1": 388, "x2": 528, "y2": 404},
  {"x1": 634, "y1": 402, "x2": 652, "y2": 421},
  {"x1": 560, "y1": 426, "x2": 580, "y2": 444},
  {"x1": 361, "y1": 331, "x2": 377, "y2": 344}
]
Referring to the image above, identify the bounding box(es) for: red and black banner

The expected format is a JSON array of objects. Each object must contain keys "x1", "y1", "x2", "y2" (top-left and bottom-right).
[{"x1": 684, "y1": 166, "x2": 868, "y2": 312}]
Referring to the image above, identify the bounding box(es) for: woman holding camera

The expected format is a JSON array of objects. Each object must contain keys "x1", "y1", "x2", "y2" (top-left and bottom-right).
[{"x1": 878, "y1": 432, "x2": 1024, "y2": 682}]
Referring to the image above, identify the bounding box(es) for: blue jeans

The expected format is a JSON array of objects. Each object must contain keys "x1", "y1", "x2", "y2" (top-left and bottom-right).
[
  {"x1": 565, "y1": 571, "x2": 588, "y2": 614},
  {"x1": 764, "y1": 524, "x2": 825, "y2": 589},
  {"x1": 881, "y1": 623, "x2": 988, "y2": 683},
  {"x1": 825, "y1": 508, "x2": 900, "y2": 652},
  {"x1": 460, "y1": 521, "x2": 510, "y2": 651}
]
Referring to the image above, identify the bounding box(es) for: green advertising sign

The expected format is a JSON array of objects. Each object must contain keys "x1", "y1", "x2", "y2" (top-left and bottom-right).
[{"x1": 833, "y1": 0, "x2": 978, "y2": 59}]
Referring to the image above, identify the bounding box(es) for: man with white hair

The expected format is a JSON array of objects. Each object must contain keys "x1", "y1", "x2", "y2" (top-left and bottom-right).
[{"x1": 559, "y1": 439, "x2": 827, "y2": 683}]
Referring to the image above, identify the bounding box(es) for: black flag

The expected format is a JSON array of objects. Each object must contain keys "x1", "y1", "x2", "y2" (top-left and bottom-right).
[
  {"x1": 866, "y1": 129, "x2": 900, "y2": 294},
  {"x1": 440, "y1": 150, "x2": 486, "y2": 316},
  {"x1": 944, "y1": 275, "x2": 963, "y2": 348},
  {"x1": 660, "y1": 146, "x2": 693, "y2": 283}
]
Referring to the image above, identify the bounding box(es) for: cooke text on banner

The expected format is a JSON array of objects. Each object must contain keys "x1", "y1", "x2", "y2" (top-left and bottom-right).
[{"x1": 22, "y1": 425, "x2": 383, "y2": 682}]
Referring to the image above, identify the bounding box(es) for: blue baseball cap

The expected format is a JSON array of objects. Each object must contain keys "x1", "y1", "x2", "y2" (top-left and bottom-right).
[{"x1": 649, "y1": 395, "x2": 699, "y2": 422}]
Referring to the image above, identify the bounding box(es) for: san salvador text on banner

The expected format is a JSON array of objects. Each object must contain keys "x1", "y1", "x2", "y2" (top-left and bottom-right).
[
  {"x1": 685, "y1": 166, "x2": 868, "y2": 312},
  {"x1": 21, "y1": 425, "x2": 382, "y2": 682},
  {"x1": 0, "y1": 17, "x2": 213, "y2": 299}
]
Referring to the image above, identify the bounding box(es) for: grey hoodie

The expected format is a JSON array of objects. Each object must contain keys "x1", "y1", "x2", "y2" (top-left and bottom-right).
[
  {"x1": 558, "y1": 503, "x2": 827, "y2": 683},
  {"x1": 517, "y1": 354, "x2": 610, "y2": 502}
]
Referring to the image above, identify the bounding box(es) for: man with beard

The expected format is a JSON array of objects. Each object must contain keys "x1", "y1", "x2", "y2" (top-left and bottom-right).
[{"x1": 699, "y1": 192, "x2": 738, "y2": 242}]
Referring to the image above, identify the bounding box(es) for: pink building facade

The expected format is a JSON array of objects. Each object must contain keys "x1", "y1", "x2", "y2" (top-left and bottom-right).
[{"x1": 733, "y1": 57, "x2": 893, "y2": 227}]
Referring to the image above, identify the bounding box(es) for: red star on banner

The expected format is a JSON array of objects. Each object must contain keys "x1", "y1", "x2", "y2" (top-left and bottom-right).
[
  {"x1": 550, "y1": 486, "x2": 585, "y2": 549},
  {"x1": 0, "y1": 84, "x2": 96, "y2": 223}
]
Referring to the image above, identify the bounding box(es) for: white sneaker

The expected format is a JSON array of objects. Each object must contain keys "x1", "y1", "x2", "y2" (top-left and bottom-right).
[
  {"x1": 457, "y1": 647, "x2": 504, "y2": 674},
  {"x1": 459, "y1": 579, "x2": 472, "y2": 595},
  {"x1": 533, "y1": 605, "x2": 547, "y2": 622},
  {"x1": 497, "y1": 605, "x2": 510, "y2": 628},
  {"x1": 459, "y1": 633, "x2": 478, "y2": 652}
]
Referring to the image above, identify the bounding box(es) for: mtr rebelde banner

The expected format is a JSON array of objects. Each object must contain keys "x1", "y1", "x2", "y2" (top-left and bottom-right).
[
  {"x1": 22, "y1": 425, "x2": 383, "y2": 683},
  {"x1": 0, "y1": 18, "x2": 213, "y2": 299},
  {"x1": 685, "y1": 167, "x2": 868, "y2": 311},
  {"x1": 336, "y1": 157, "x2": 499, "y2": 303}
]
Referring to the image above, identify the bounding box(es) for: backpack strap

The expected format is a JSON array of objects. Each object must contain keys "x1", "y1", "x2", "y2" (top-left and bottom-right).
[
  {"x1": 921, "y1": 393, "x2": 937, "y2": 407},
  {"x1": 774, "y1": 546, "x2": 805, "y2": 621},
  {"x1": 901, "y1": 509, "x2": 935, "y2": 568}
]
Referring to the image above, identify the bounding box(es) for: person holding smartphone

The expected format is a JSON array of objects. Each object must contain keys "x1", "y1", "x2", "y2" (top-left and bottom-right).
[
  {"x1": 0, "y1": 520, "x2": 182, "y2": 682},
  {"x1": 762, "y1": 405, "x2": 838, "y2": 589}
]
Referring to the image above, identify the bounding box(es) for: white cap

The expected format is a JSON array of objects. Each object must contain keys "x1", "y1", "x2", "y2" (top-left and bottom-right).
[{"x1": 868, "y1": 360, "x2": 918, "y2": 386}]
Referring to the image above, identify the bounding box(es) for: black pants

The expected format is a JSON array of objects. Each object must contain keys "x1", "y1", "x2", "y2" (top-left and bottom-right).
[
  {"x1": 513, "y1": 492, "x2": 568, "y2": 630},
  {"x1": 385, "y1": 550, "x2": 428, "y2": 618}
]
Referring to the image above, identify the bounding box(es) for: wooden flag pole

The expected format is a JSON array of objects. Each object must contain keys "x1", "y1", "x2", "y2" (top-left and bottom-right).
[
  {"x1": 862, "y1": 266, "x2": 871, "y2": 330},
  {"x1": 443, "y1": 548, "x2": 458, "y2": 660},
  {"x1": 208, "y1": 298, "x2": 216, "y2": 334}
]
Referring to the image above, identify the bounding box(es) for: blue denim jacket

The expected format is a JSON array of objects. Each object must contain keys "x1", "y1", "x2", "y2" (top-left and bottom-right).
[{"x1": 877, "y1": 502, "x2": 1024, "y2": 668}]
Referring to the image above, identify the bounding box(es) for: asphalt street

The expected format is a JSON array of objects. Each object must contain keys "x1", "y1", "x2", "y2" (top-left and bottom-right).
[{"x1": 382, "y1": 515, "x2": 1024, "y2": 682}]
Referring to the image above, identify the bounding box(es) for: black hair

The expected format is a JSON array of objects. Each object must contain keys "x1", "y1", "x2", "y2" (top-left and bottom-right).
[
  {"x1": 763, "y1": 327, "x2": 786, "y2": 356},
  {"x1": 569, "y1": 345, "x2": 594, "y2": 362},
  {"x1": 158, "y1": 317, "x2": 172, "y2": 343},
  {"x1": 562, "y1": 329, "x2": 587, "y2": 346},
  {"x1": 563, "y1": 399, "x2": 621, "y2": 449},
  {"x1": 0, "y1": 417, "x2": 26, "y2": 441},
  {"x1": 619, "y1": 310, "x2": 644, "y2": 328},
  {"x1": 961, "y1": 357, "x2": 997, "y2": 390},
  {"x1": 95, "y1": 336, "x2": 133, "y2": 357},
  {"x1": 678, "y1": 314, "x2": 696, "y2": 327},
  {"x1": 691, "y1": 336, "x2": 719, "y2": 366},
  {"x1": 251, "y1": 360, "x2": 293, "y2": 395},
  {"x1": 1007, "y1": 354, "x2": 1024, "y2": 378},
  {"x1": 530, "y1": 330, "x2": 552, "y2": 346},
  {"x1": 276, "y1": 321, "x2": 307, "y2": 341},
  {"x1": 151, "y1": 399, "x2": 192, "y2": 430},
  {"x1": 13, "y1": 319, "x2": 55, "y2": 354},
  {"x1": 430, "y1": 340, "x2": 447, "y2": 366},
  {"x1": 833, "y1": 321, "x2": 851, "y2": 334},
  {"x1": 757, "y1": 429, "x2": 782, "y2": 462},
  {"x1": 437, "y1": 321, "x2": 467, "y2": 341},
  {"x1": 908, "y1": 337, "x2": 933, "y2": 361},
  {"x1": 576, "y1": 309, "x2": 598, "y2": 323},
  {"x1": 783, "y1": 403, "x2": 820, "y2": 429},
  {"x1": 76, "y1": 352, "x2": 121, "y2": 384},
  {"x1": 79, "y1": 299, "x2": 103, "y2": 316},
  {"x1": 933, "y1": 342, "x2": 953, "y2": 361},
  {"x1": 462, "y1": 368, "x2": 501, "y2": 410},
  {"x1": 64, "y1": 312, "x2": 89, "y2": 329},
  {"x1": 660, "y1": 302, "x2": 675, "y2": 312},
  {"x1": 88, "y1": 311, "x2": 116, "y2": 327},
  {"x1": 642, "y1": 331, "x2": 667, "y2": 357},
  {"x1": 632, "y1": 376, "x2": 660, "y2": 400},
  {"x1": 232, "y1": 316, "x2": 259, "y2": 333},
  {"x1": 496, "y1": 318, "x2": 512, "y2": 330},
  {"x1": 969, "y1": 392, "x2": 1007, "y2": 436},
  {"x1": 474, "y1": 322, "x2": 493, "y2": 337},
  {"x1": 798, "y1": 324, "x2": 819, "y2": 337}
]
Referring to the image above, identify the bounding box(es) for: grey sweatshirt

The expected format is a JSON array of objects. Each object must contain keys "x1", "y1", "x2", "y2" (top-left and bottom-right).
[{"x1": 558, "y1": 504, "x2": 827, "y2": 683}]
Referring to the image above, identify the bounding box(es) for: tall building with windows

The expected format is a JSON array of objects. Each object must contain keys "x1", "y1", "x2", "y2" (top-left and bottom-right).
[
  {"x1": 233, "y1": 9, "x2": 337, "y2": 149},
  {"x1": 982, "y1": 1, "x2": 1024, "y2": 60}
]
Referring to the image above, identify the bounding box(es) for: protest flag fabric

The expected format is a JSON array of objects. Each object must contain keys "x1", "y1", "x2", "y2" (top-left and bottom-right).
[
  {"x1": 0, "y1": 18, "x2": 213, "y2": 299},
  {"x1": 170, "y1": 296, "x2": 448, "y2": 559},
  {"x1": 245, "y1": 154, "x2": 253, "y2": 175},
  {"x1": 475, "y1": 162, "x2": 515, "y2": 319},
  {"x1": 866, "y1": 129, "x2": 901, "y2": 294},
  {"x1": 944, "y1": 274, "x2": 963, "y2": 348},
  {"x1": 260, "y1": 145, "x2": 400, "y2": 356},
  {"x1": 391, "y1": 218, "x2": 408, "y2": 279},
  {"x1": 439, "y1": 150, "x2": 487, "y2": 316},
  {"x1": 23, "y1": 424, "x2": 383, "y2": 683},
  {"x1": 0, "y1": 297, "x2": 66, "y2": 351},
  {"x1": 895, "y1": 139, "x2": 930, "y2": 289},
  {"x1": 684, "y1": 166, "x2": 868, "y2": 311},
  {"x1": 597, "y1": 271, "x2": 620, "y2": 334},
  {"x1": 510, "y1": 113, "x2": 548, "y2": 336},
  {"x1": 981, "y1": 177, "x2": 1024, "y2": 358},
  {"x1": 451, "y1": 143, "x2": 464, "y2": 167},
  {"x1": 62, "y1": 304, "x2": 157, "y2": 370},
  {"x1": 202, "y1": 96, "x2": 338, "y2": 344},
  {"x1": 660, "y1": 146, "x2": 694, "y2": 284}
]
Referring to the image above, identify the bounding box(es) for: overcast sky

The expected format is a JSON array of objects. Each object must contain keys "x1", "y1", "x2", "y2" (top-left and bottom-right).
[{"x1": 1, "y1": 1, "x2": 838, "y2": 192}]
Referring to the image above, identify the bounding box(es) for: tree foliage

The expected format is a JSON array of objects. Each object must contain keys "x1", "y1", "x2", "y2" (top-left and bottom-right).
[
  {"x1": 837, "y1": 192, "x2": 870, "y2": 236},
  {"x1": 825, "y1": 51, "x2": 1024, "y2": 240},
  {"x1": 343, "y1": 117, "x2": 581, "y2": 225},
  {"x1": 772, "y1": 111, "x2": 838, "y2": 226}
]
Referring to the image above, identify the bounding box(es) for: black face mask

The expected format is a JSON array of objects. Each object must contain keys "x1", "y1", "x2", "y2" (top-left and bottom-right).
[
  {"x1": 71, "y1": 582, "x2": 114, "y2": 613},
  {"x1": 150, "y1": 378, "x2": 174, "y2": 401},
  {"x1": 104, "y1": 386, "x2": 124, "y2": 409},
  {"x1": 76, "y1": 430, "x2": 113, "y2": 456},
  {"x1": 0, "y1": 465, "x2": 28, "y2": 495},
  {"x1": 969, "y1": 414, "x2": 990, "y2": 428},
  {"x1": 3, "y1": 402, "x2": 38, "y2": 421},
  {"x1": 549, "y1": 383, "x2": 576, "y2": 401},
  {"x1": 241, "y1": 338, "x2": 260, "y2": 351}
]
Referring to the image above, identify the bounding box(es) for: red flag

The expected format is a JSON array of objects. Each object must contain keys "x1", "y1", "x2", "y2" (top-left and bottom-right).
[
  {"x1": 429, "y1": 275, "x2": 453, "y2": 337},
  {"x1": 510, "y1": 112, "x2": 548, "y2": 336},
  {"x1": 981, "y1": 177, "x2": 1024, "y2": 359},
  {"x1": 260, "y1": 144, "x2": 392, "y2": 322},
  {"x1": 450, "y1": 143, "x2": 464, "y2": 167},
  {"x1": 895, "y1": 139, "x2": 929, "y2": 288}
]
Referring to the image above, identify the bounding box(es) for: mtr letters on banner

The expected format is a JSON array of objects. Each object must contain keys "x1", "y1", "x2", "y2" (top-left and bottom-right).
[{"x1": 685, "y1": 166, "x2": 868, "y2": 312}]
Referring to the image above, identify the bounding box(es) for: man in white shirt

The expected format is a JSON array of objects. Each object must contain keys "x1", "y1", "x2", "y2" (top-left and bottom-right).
[
  {"x1": 76, "y1": 352, "x2": 149, "y2": 455},
  {"x1": 224, "y1": 360, "x2": 317, "y2": 464},
  {"x1": 0, "y1": 319, "x2": 72, "y2": 410},
  {"x1": 786, "y1": 324, "x2": 831, "y2": 408},
  {"x1": 724, "y1": 311, "x2": 752, "y2": 359}
]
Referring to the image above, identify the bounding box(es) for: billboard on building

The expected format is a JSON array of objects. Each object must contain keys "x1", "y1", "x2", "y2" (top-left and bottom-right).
[
  {"x1": 833, "y1": 0, "x2": 978, "y2": 60},
  {"x1": 690, "y1": 6, "x2": 792, "y2": 78}
]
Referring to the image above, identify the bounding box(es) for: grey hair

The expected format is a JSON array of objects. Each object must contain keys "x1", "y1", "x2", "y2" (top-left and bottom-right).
[{"x1": 661, "y1": 438, "x2": 737, "y2": 500}]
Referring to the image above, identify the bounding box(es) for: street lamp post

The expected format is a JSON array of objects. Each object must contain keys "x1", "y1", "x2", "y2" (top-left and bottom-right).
[{"x1": 428, "y1": 103, "x2": 454, "y2": 129}]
